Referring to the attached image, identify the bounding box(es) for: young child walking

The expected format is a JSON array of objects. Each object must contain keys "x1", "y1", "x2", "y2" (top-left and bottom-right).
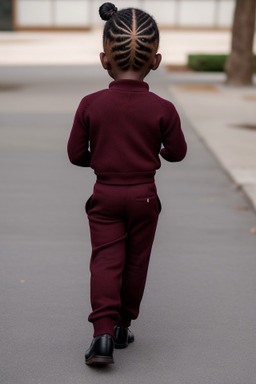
[{"x1": 68, "y1": 2, "x2": 187, "y2": 366}]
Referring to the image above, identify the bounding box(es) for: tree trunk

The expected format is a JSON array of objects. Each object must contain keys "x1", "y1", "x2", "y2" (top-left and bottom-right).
[{"x1": 225, "y1": 0, "x2": 256, "y2": 85}]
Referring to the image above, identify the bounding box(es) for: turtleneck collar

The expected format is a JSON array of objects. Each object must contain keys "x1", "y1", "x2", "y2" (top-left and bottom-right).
[{"x1": 109, "y1": 79, "x2": 149, "y2": 92}]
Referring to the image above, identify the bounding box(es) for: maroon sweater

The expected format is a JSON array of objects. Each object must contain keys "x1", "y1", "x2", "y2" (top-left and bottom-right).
[{"x1": 68, "y1": 79, "x2": 187, "y2": 184}]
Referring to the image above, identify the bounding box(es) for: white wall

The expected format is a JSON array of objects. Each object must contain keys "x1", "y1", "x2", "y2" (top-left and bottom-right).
[
  {"x1": 15, "y1": 0, "x2": 236, "y2": 29},
  {"x1": 217, "y1": 0, "x2": 235, "y2": 27},
  {"x1": 16, "y1": 0, "x2": 91, "y2": 27},
  {"x1": 17, "y1": 0, "x2": 53, "y2": 27},
  {"x1": 179, "y1": 0, "x2": 216, "y2": 27},
  {"x1": 55, "y1": 0, "x2": 90, "y2": 26},
  {"x1": 144, "y1": 1, "x2": 177, "y2": 25}
]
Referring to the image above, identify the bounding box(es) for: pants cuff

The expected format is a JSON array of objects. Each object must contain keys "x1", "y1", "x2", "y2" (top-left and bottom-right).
[
  {"x1": 119, "y1": 317, "x2": 131, "y2": 328},
  {"x1": 93, "y1": 317, "x2": 116, "y2": 338}
]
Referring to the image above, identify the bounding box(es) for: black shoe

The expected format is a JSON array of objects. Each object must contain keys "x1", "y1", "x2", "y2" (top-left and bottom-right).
[
  {"x1": 85, "y1": 334, "x2": 114, "y2": 365},
  {"x1": 114, "y1": 326, "x2": 135, "y2": 349}
]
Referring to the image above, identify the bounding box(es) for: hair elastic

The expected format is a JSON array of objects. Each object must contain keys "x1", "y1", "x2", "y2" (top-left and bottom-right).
[{"x1": 110, "y1": 9, "x2": 117, "y2": 16}]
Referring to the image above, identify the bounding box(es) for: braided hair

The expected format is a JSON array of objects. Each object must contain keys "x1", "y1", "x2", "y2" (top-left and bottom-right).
[{"x1": 99, "y1": 2, "x2": 159, "y2": 71}]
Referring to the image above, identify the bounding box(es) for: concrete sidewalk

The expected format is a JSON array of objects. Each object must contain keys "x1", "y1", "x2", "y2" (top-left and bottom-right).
[
  {"x1": 170, "y1": 73, "x2": 256, "y2": 213},
  {"x1": 1, "y1": 64, "x2": 256, "y2": 384},
  {"x1": 1, "y1": 30, "x2": 256, "y2": 211}
]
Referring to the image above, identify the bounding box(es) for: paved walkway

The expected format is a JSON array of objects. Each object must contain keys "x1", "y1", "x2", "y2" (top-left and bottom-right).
[
  {"x1": 1, "y1": 31, "x2": 256, "y2": 384},
  {"x1": 170, "y1": 72, "x2": 256, "y2": 212}
]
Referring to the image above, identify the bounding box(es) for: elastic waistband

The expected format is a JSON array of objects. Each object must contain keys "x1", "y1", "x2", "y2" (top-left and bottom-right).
[{"x1": 96, "y1": 171, "x2": 155, "y2": 185}]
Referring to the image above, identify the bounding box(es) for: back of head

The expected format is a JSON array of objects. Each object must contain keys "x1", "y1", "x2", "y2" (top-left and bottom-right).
[{"x1": 99, "y1": 2, "x2": 159, "y2": 72}]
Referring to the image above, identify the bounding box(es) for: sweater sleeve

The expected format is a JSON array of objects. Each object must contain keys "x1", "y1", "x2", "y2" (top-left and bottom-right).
[
  {"x1": 160, "y1": 101, "x2": 187, "y2": 162},
  {"x1": 67, "y1": 98, "x2": 91, "y2": 167}
]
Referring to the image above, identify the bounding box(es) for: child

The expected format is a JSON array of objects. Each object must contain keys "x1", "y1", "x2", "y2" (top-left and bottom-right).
[{"x1": 67, "y1": 2, "x2": 187, "y2": 366}]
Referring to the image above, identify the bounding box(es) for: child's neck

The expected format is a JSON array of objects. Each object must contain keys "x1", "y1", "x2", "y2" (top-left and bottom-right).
[{"x1": 114, "y1": 70, "x2": 146, "y2": 82}]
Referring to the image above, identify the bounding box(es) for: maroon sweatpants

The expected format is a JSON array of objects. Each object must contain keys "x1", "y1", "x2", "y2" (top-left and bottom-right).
[{"x1": 85, "y1": 181, "x2": 161, "y2": 337}]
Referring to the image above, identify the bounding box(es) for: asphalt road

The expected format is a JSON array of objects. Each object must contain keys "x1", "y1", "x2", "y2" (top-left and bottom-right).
[{"x1": 1, "y1": 65, "x2": 256, "y2": 384}]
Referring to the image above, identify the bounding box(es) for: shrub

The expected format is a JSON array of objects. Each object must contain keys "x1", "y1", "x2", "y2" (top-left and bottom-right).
[
  {"x1": 187, "y1": 54, "x2": 228, "y2": 72},
  {"x1": 187, "y1": 54, "x2": 256, "y2": 72}
]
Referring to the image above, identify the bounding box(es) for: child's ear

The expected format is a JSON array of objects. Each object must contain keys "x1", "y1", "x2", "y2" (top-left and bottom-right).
[
  {"x1": 151, "y1": 53, "x2": 162, "y2": 71},
  {"x1": 100, "y1": 52, "x2": 112, "y2": 70}
]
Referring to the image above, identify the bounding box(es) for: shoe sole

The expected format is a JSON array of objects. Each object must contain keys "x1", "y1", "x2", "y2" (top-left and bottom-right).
[{"x1": 85, "y1": 356, "x2": 114, "y2": 366}]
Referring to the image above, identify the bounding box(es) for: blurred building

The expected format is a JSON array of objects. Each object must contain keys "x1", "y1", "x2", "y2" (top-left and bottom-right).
[{"x1": 0, "y1": 0, "x2": 239, "y2": 31}]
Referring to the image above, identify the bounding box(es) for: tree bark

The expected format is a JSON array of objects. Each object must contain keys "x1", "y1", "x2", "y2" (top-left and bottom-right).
[{"x1": 225, "y1": 0, "x2": 256, "y2": 85}]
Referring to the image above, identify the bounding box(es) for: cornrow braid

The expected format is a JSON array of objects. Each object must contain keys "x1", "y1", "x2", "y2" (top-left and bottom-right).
[{"x1": 99, "y1": 3, "x2": 159, "y2": 71}]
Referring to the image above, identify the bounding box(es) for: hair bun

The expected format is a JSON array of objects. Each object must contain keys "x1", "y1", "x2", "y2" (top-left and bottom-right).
[{"x1": 99, "y1": 2, "x2": 118, "y2": 20}]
